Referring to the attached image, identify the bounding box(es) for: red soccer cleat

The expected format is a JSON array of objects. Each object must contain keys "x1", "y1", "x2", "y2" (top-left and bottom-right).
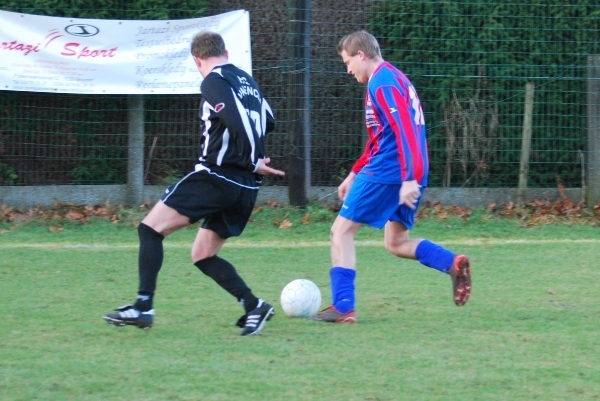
[
  {"x1": 449, "y1": 255, "x2": 472, "y2": 306},
  {"x1": 309, "y1": 305, "x2": 356, "y2": 323}
]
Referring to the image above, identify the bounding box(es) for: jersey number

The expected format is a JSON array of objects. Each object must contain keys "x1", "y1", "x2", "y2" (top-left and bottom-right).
[
  {"x1": 246, "y1": 109, "x2": 264, "y2": 138},
  {"x1": 409, "y1": 86, "x2": 425, "y2": 126}
]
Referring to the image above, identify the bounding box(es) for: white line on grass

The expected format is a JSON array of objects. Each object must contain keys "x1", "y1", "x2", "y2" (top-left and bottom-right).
[{"x1": 1, "y1": 238, "x2": 599, "y2": 250}]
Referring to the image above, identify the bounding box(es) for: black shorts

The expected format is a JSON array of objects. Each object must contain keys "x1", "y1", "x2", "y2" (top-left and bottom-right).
[{"x1": 161, "y1": 166, "x2": 259, "y2": 239}]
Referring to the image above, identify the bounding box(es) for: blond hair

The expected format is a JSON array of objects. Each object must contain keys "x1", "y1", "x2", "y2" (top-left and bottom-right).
[
  {"x1": 190, "y1": 31, "x2": 227, "y2": 59},
  {"x1": 337, "y1": 30, "x2": 382, "y2": 59}
]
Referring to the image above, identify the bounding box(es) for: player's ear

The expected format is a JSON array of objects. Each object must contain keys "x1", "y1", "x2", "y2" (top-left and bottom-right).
[{"x1": 193, "y1": 56, "x2": 202, "y2": 69}]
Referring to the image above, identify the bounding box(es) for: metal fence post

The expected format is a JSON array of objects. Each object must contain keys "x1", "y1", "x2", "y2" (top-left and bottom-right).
[
  {"x1": 587, "y1": 55, "x2": 600, "y2": 207},
  {"x1": 127, "y1": 95, "x2": 145, "y2": 207},
  {"x1": 287, "y1": 0, "x2": 311, "y2": 207},
  {"x1": 517, "y1": 82, "x2": 535, "y2": 205}
]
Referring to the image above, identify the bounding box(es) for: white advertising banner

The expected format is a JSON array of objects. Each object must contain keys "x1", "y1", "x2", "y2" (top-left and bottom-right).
[{"x1": 0, "y1": 9, "x2": 251, "y2": 94}]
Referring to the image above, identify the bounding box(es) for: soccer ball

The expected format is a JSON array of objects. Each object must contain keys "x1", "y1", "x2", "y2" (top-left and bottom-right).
[{"x1": 280, "y1": 279, "x2": 322, "y2": 318}]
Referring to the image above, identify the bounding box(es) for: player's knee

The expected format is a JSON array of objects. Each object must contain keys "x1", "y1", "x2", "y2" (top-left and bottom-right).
[
  {"x1": 330, "y1": 225, "x2": 349, "y2": 242},
  {"x1": 384, "y1": 238, "x2": 394, "y2": 254},
  {"x1": 194, "y1": 255, "x2": 218, "y2": 275},
  {"x1": 138, "y1": 222, "x2": 164, "y2": 241},
  {"x1": 384, "y1": 236, "x2": 409, "y2": 256},
  {"x1": 191, "y1": 248, "x2": 214, "y2": 264}
]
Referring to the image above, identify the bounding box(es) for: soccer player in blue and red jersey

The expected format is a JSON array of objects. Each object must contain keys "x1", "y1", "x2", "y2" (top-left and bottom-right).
[{"x1": 311, "y1": 31, "x2": 472, "y2": 323}]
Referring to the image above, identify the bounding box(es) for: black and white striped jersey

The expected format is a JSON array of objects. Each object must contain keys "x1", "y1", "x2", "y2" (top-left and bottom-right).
[{"x1": 197, "y1": 63, "x2": 274, "y2": 175}]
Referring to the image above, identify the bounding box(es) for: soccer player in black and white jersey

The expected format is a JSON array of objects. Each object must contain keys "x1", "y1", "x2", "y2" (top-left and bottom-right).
[{"x1": 103, "y1": 31, "x2": 285, "y2": 336}]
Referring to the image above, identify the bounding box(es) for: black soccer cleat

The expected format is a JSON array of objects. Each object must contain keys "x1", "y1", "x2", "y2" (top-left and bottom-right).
[
  {"x1": 103, "y1": 304, "x2": 154, "y2": 329},
  {"x1": 235, "y1": 305, "x2": 275, "y2": 328},
  {"x1": 239, "y1": 299, "x2": 275, "y2": 336}
]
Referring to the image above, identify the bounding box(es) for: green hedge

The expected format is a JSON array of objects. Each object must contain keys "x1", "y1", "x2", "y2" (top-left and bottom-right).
[
  {"x1": 0, "y1": 0, "x2": 208, "y2": 185},
  {"x1": 0, "y1": 0, "x2": 208, "y2": 19},
  {"x1": 371, "y1": 1, "x2": 600, "y2": 187},
  {"x1": 1, "y1": 1, "x2": 598, "y2": 187}
]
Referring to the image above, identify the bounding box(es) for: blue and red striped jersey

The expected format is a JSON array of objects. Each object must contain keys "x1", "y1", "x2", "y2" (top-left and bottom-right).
[{"x1": 351, "y1": 61, "x2": 429, "y2": 186}]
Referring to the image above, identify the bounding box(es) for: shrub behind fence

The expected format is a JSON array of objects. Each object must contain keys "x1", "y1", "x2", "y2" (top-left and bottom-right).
[{"x1": 1, "y1": 0, "x2": 598, "y2": 189}]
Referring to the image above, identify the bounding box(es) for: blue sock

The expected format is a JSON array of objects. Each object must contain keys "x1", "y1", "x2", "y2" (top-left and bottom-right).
[
  {"x1": 415, "y1": 240, "x2": 455, "y2": 273},
  {"x1": 330, "y1": 267, "x2": 356, "y2": 313}
]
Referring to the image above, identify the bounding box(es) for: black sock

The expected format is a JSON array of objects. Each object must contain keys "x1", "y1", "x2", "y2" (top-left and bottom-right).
[
  {"x1": 195, "y1": 255, "x2": 259, "y2": 313},
  {"x1": 135, "y1": 223, "x2": 164, "y2": 310},
  {"x1": 134, "y1": 293, "x2": 153, "y2": 312}
]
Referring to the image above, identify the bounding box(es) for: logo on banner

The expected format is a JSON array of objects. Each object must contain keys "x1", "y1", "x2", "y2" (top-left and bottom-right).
[
  {"x1": 0, "y1": 8, "x2": 250, "y2": 94},
  {"x1": 65, "y1": 24, "x2": 100, "y2": 37}
]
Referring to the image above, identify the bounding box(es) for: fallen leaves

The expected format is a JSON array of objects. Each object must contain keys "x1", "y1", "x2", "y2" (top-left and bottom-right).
[
  {"x1": 1, "y1": 188, "x2": 599, "y2": 232},
  {"x1": 490, "y1": 195, "x2": 598, "y2": 227},
  {"x1": 417, "y1": 188, "x2": 600, "y2": 227},
  {"x1": 0, "y1": 200, "x2": 122, "y2": 226},
  {"x1": 277, "y1": 219, "x2": 293, "y2": 229},
  {"x1": 272, "y1": 210, "x2": 294, "y2": 229},
  {"x1": 265, "y1": 200, "x2": 283, "y2": 208},
  {"x1": 301, "y1": 212, "x2": 310, "y2": 225},
  {"x1": 65, "y1": 210, "x2": 86, "y2": 221},
  {"x1": 417, "y1": 202, "x2": 473, "y2": 223}
]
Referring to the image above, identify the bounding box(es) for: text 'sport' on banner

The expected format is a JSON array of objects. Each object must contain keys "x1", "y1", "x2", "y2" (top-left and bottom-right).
[{"x1": 0, "y1": 9, "x2": 251, "y2": 94}]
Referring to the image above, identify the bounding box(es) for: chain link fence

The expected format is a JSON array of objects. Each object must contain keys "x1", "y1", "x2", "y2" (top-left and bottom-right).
[{"x1": 1, "y1": 0, "x2": 598, "y2": 189}]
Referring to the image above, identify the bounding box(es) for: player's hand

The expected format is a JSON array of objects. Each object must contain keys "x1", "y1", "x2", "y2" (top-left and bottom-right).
[
  {"x1": 338, "y1": 172, "x2": 356, "y2": 201},
  {"x1": 400, "y1": 180, "x2": 421, "y2": 210},
  {"x1": 256, "y1": 158, "x2": 285, "y2": 176}
]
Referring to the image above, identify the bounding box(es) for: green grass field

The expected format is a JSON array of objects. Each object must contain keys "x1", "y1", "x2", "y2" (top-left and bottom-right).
[{"x1": 1, "y1": 206, "x2": 599, "y2": 400}]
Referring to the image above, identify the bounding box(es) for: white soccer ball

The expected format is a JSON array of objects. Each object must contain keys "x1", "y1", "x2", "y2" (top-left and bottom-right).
[{"x1": 280, "y1": 279, "x2": 322, "y2": 317}]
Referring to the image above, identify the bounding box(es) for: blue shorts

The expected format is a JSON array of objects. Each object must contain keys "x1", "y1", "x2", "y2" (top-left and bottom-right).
[{"x1": 338, "y1": 176, "x2": 424, "y2": 230}]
